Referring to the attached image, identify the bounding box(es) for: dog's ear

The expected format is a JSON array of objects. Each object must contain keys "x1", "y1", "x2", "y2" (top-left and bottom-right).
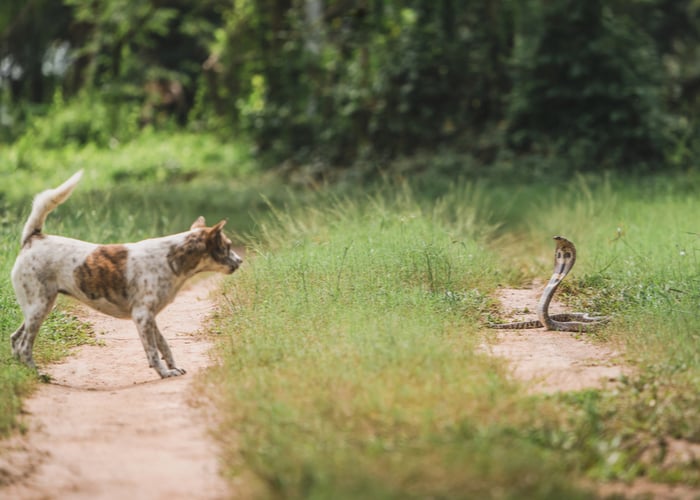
[
  {"x1": 206, "y1": 220, "x2": 228, "y2": 246},
  {"x1": 190, "y1": 216, "x2": 207, "y2": 230},
  {"x1": 210, "y1": 220, "x2": 227, "y2": 234}
]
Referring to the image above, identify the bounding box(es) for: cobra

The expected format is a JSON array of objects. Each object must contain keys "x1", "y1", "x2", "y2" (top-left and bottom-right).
[{"x1": 490, "y1": 236, "x2": 609, "y2": 332}]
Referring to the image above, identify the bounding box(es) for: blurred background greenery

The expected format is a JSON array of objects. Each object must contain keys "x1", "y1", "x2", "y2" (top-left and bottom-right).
[{"x1": 3, "y1": 0, "x2": 700, "y2": 179}]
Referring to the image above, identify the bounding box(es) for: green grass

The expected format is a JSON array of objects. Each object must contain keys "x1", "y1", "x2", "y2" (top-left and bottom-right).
[
  {"x1": 0, "y1": 129, "x2": 255, "y2": 202},
  {"x1": 479, "y1": 173, "x2": 700, "y2": 486},
  {"x1": 3, "y1": 129, "x2": 700, "y2": 496},
  {"x1": 208, "y1": 188, "x2": 596, "y2": 498},
  {"x1": 206, "y1": 174, "x2": 700, "y2": 497}
]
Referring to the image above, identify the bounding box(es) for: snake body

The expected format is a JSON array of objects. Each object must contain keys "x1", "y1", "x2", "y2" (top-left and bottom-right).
[{"x1": 490, "y1": 236, "x2": 609, "y2": 332}]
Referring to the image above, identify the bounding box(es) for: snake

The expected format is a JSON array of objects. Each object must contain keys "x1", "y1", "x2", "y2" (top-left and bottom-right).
[{"x1": 489, "y1": 236, "x2": 609, "y2": 332}]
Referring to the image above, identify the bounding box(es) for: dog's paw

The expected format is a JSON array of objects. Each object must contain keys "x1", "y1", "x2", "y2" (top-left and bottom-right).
[{"x1": 160, "y1": 367, "x2": 187, "y2": 378}]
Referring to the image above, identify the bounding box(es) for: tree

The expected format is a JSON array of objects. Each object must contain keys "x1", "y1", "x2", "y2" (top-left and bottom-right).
[
  {"x1": 0, "y1": 0, "x2": 72, "y2": 102},
  {"x1": 507, "y1": 0, "x2": 665, "y2": 169},
  {"x1": 215, "y1": 1, "x2": 516, "y2": 168}
]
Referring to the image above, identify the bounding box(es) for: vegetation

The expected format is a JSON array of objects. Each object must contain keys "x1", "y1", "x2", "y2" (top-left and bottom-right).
[
  {"x1": 2, "y1": 0, "x2": 700, "y2": 497},
  {"x1": 4, "y1": 1, "x2": 700, "y2": 173},
  {"x1": 201, "y1": 174, "x2": 700, "y2": 498},
  {"x1": 3, "y1": 129, "x2": 700, "y2": 494}
]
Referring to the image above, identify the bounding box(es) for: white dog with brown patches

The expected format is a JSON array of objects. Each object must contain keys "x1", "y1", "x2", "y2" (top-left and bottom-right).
[{"x1": 11, "y1": 170, "x2": 243, "y2": 378}]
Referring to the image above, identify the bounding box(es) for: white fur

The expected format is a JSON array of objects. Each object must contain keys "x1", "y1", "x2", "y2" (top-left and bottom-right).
[{"x1": 21, "y1": 169, "x2": 83, "y2": 246}]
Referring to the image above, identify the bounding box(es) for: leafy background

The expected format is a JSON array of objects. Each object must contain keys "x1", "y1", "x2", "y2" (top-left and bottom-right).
[{"x1": 3, "y1": 0, "x2": 700, "y2": 177}]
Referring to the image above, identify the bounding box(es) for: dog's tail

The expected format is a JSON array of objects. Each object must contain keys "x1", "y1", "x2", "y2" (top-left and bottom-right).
[{"x1": 21, "y1": 170, "x2": 84, "y2": 246}]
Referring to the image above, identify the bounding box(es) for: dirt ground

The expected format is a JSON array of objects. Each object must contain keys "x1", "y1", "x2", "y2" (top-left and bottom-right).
[
  {"x1": 0, "y1": 275, "x2": 228, "y2": 500},
  {"x1": 482, "y1": 285, "x2": 627, "y2": 394}
]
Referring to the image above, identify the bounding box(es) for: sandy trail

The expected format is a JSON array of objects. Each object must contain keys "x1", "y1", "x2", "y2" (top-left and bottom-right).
[
  {"x1": 483, "y1": 285, "x2": 626, "y2": 393},
  {"x1": 0, "y1": 275, "x2": 228, "y2": 500}
]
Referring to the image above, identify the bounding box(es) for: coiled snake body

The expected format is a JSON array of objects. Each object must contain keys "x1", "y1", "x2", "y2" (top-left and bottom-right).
[{"x1": 490, "y1": 236, "x2": 608, "y2": 332}]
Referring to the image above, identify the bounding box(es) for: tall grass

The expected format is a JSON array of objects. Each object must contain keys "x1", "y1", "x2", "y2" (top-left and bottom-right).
[
  {"x1": 208, "y1": 187, "x2": 601, "y2": 498},
  {"x1": 473, "y1": 172, "x2": 700, "y2": 483},
  {"x1": 0, "y1": 130, "x2": 255, "y2": 204},
  {"x1": 209, "y1": 173, "x2": 700, "y2": 497},
  {"x1": 498, "y1": 173, "x2": 700, "y2": 483}
]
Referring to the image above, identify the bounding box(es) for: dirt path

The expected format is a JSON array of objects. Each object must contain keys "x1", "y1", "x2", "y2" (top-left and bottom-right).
[
  {"x1": 0, "y1": 275, "x2": 228, "y2": 500},
  {"x1": 482, "y1": 285, "x2": 626, "y2": 393}
]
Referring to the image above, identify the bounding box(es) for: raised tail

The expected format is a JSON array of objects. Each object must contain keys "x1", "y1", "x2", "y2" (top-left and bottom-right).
[{"x1": 21, "y1": 170, "x2": 84, "y2": 246}]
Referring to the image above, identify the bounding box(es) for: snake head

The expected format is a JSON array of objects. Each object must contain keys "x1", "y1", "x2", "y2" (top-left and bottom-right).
[{"x1": 552, "y1": 235, "x2": 577, "y2": 278}]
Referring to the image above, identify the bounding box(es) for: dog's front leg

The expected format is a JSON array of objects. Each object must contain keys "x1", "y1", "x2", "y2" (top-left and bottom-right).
[
  {"x1": 132, "y1": 306, "x2": 186, "y2": 378},
  {"x1": 154, "y1": 328, "x2": 179, "y2": 371}
]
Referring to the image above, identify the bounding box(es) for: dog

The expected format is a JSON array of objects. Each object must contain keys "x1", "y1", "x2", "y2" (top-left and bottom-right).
[{"x1": 10, "y1": 170, "x2": 243, "y2": 378}]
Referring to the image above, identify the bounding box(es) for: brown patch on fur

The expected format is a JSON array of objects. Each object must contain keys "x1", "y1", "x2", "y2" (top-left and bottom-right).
[
  {"x1": 205, "y1": 223, "x2": 231, "y2": 261},
  {"x1": 167, "y1": 233, "x2": 205, "y2": 275},
  {"x1": 75, "y1": 245, "x2": 130, "y2": 306}
]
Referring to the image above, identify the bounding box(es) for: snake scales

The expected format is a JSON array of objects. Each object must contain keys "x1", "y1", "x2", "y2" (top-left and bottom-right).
[{"x1": 490, "y1": 236, "x2": 609, "y2": 332}]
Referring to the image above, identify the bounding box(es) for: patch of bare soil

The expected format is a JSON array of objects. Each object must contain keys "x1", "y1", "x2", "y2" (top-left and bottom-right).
[
  {"x1": 0, "y1": 275, "x2": 228, "y2": 500},
  {"x1": 482, "y1": 285, "x2": 626, "y2": 394}
]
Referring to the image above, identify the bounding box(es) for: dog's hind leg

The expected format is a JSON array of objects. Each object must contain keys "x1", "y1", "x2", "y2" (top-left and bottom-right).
[
  {"x1": 10, "y1": 323, "x2": 25, "y2": 359},
  {"x1": 11, "y1": 296, "x2": 56, "y2": 369},
  {"x1": 132, "y1": 306, "x2": 185, "y2": 378}
]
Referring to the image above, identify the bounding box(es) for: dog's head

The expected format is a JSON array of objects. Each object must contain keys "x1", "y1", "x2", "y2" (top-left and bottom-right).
[{"x1": 168, "y1": 217, "x2": 243, "y2": 276}]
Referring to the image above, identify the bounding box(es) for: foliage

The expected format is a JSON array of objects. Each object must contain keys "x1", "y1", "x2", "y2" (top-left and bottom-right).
[
  {"x1": 217, "y1": 1, "x2": 515, "y2": 166},
  {"x1": 507, "y1": 0, "x2": 665, "y2": 170},
  {"x1": 210, "y1": 0, "x2": 698, "y2": 172},
  {"x1": 0, "y1": 0, "x2": 224, "y2": 142},
  {"x1": 0, "y1": 0, "x2": 73, "y2": 104},
  {"x1": 4, "y1": 1, "x2": 700, "y2": 173}
]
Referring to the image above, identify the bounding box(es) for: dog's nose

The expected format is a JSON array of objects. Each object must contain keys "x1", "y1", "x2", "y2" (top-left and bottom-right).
[{"x1": 231, "y1": 253, "x2": 243, "y2": 269}]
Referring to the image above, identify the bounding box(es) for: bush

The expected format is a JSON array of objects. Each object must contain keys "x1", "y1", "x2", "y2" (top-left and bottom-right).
[
  {"x1": 507, "y1": 0, "x2": 666, "y2": 170},
  {"x1": 15, "y1": 91, "x2": 140, "y2": 150}
]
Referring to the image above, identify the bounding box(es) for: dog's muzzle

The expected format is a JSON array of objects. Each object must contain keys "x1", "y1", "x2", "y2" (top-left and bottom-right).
[{"x1": 228, "y1": 254, "x2": 243, "y2": 273}]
